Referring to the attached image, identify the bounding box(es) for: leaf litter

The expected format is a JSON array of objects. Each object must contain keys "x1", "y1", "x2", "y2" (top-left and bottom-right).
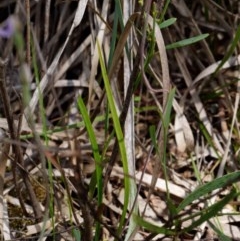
[{"x1": 0, "y1": 0, "x2": 239, "y2": 240}]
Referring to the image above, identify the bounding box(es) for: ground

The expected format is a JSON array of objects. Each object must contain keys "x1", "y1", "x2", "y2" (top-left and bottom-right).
[{"x1": 0, "y1": 1, "x2": 239, "y2": 240}]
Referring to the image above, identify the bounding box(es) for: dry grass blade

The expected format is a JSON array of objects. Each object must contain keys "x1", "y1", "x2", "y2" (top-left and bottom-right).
[
  {"x1": 174, "y1": 49, "x2": 224, "y2": 154},
  {"x1": 0, "y1": 57, "x2": 43, "y2": 222},
  {"x1": 0, "y1": 1, "x2": 238, "y2": 240},
  {"x1": 2, "y1": 199, "x2": 11, "y2": 241},
  {"x1": 142, "y1": 13, "x2": 171, "y2": 215},
  {"x1": 112, "y1": 166, "x2": 188, "y2": 199},
  {"x1": 54, "y1": 36, "x2": 91, "y2": 81},
  {"x1": 122, "y1": 1, "x2": 139, "y2": 239},
  {"x1": 25, "y1": 219, "x2": 56, "y2": 237},
  {"x1": 194, "y1": 54, "x2": 240, "y2": 84},
  {"x1": 217, "y1": 67, "x2": 240, "y2": 178},
  {"x1": 108, "y1": 13, "x2": 139, "y2": 79},
  {"x1": 0, "y1": 130, "x2": 10, "y2": 240},
  {"x1": 27, "y1": 0, "x2": 88, "y2": 116},
  {"x1": 88, "y1": 0, "x2": 109, "y2": 105}
]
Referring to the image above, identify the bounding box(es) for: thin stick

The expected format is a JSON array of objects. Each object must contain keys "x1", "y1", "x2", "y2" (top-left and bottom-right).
[{"x1": 0, "y1": 58, "x2": 42, "y2": 220}]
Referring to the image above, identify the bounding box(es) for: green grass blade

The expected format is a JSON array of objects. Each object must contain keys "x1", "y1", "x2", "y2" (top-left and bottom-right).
[
  {"x1": 198, "y1": 119, "x2": 221, "y2": 159},
  {"x1": 177, "y1": 171, "x2": 240, "y2": 213},
  {"x1": 159, "y1": 18, "x2": 177, "y2": 29},
  {"x1": 134, "y1": 214, "x2": 175, "y2": 236},
  {"x1": 114, "y1": 0, "x2": 124, "y2": 31},
  {"x1": 214, "y1": 25, "x2": 240, "y2": 74},
  {"x1": 77, "y1": 97, "x2": 103, "y2": 240},
  {"x1": 107, "y1": 2, "x2": 120, "y2": 69},
  {"x1": 208, "y1": 220, "x2": 232, "y2": 241},
  {"x1": 77, "y1": 97, "x2": 103, "y2": 203},
  {"x1": 161, "y1": 89, "x2": 176, "y2": 215},
  {"x1": 150, "y1": 89, "x2": 176, "y2": 218},
  {"x1": 149, "y1": 125, "x2": 177, "y2": 218},
  {"x1": 162, "y1": 88, "x2": 175, "y2": 129},
  {"x1": 158, "y1": 0, "x2": 171, "y2": 23},
  {"x1": 166, "y1": 33, "x2": 209, "y2": 50},
  {"x1": 181, "y1": 188, "x2": 238, "y2": 233},
  {"x1": 97, "y1": 41, "x2": 130, "y2": 235},
  {"x1": 73, "y1": 228, "x2": 81, "y2": 241}
]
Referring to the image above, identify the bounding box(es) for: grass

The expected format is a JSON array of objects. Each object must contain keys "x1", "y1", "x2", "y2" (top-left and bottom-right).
[{"x1": 0, "y1": 0, "x2": 239, "y2": 240}]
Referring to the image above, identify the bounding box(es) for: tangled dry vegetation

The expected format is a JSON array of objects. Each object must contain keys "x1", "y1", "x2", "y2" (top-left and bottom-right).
[{"x1": 0, "y1": 0, "x2": 239, "y2": 240}]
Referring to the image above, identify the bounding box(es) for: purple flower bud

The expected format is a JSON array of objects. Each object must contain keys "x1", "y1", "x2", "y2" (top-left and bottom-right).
[{"x1": 0, "y1": 17, "x2": 16, "y2": 38}]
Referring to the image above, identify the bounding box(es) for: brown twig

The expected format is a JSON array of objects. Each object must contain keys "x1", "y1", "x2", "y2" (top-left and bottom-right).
[{"x1": 0, "y1": 58, "x2": 42, "y2": 220}]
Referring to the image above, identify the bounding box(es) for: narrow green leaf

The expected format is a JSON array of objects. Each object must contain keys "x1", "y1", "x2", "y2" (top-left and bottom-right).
[
  {"x1": 159, "y1": 0, "x2": 171, "y2": 23},
  {"x1": 77, "y1": 98, "x2": 103, "y2": 240},
  {"x1": 107, "y1": 1, "x2": 119, "y2": 69},
  {"x1": 214, "y1": 24, "x2": 240, "y2": 74},
  {"x1": 177, "y1": 171, "x2": 240, "y2": 213},
  {"x1": 208, "y1": 220, "x2": 232, "y2": 241},
  {"x1": 182, "y1": 188, "x2": 237, "y2": 233},
  {"x1": 198, "y1": 119, "x2": 220, "y2": 158},
  {"x1": 161, "y1": 89, "x2": 176, "y2": 216},
  {"x1": 166, "y1": 34, "x2": 209, "y2": 50},
  {"x1": 73, "y1": 228, "x2": 81, "y2": 241},
  {"x1": 159, "y1": 18, "x2": 177, "y2": 29},
  {"x1": 134, "y1": 214, "x2": 175, "y2": 236},
  {"x1": 162, "y1": 88, "x2": 175, "y2": 129},
  {"x1": 77, "y1": 98, "x2": 103, "y2": 203},
  {"x1": 149, "y1": 89, "x2": 176, "y2": 218},
  {"x1": 97, "y1": 40, "x2": 130, "y2": 235}
]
